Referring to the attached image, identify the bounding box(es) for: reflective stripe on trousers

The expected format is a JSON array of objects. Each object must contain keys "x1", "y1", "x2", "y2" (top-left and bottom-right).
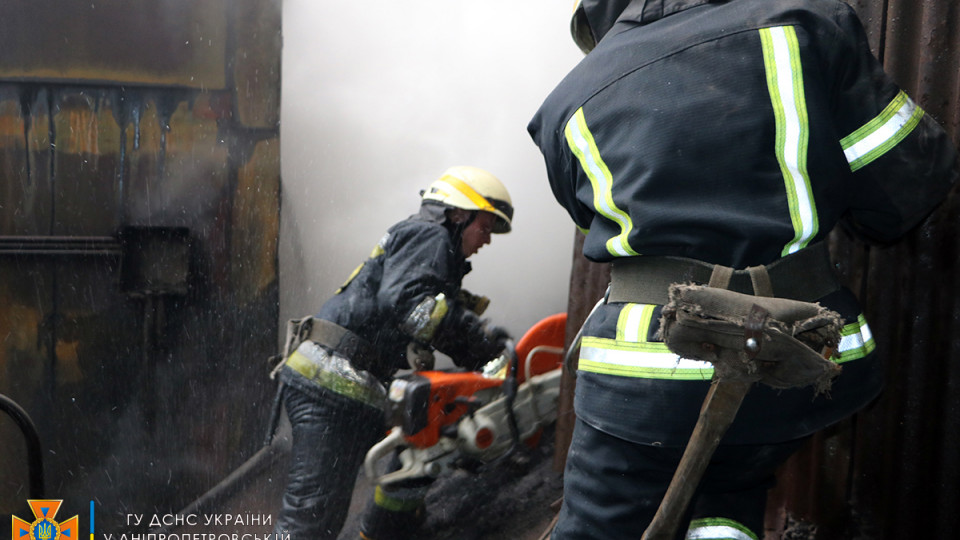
[
  {"x1": 284, "y1": 340, "x2": 386, "y2": 407},
  {"x1": 686, "y1": 517, "x2": 758, "y2": 540}
]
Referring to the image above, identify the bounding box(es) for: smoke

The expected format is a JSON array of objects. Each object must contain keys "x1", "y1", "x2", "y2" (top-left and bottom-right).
[{"x1": 279, "y1": 0, "x2": 584, "y2": 338}]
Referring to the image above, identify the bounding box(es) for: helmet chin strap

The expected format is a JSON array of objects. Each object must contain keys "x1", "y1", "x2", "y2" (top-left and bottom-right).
[
  {"x1": 462, "y1": 210, "x2": 478, "y2": 228},
  {"x1": 446, "y1": 209, "x2": 477, "y2": 257}
]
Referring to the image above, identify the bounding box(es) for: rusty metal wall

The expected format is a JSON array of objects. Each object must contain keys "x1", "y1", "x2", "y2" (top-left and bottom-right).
[
  {"x1": 765, "y1": 1, "x2": 960, "y2": 538},
  {"x1": 555, "y1": 232, "x2": 610, "y2": 472},
  {"x1": 558, "y1": 0, "x2": 960, "y2": 538},
  {"x1": 0, "y1": 1, "x2": 228, "y2": 89},
  {"x1": 0, "y1": 0, "x2": 281, "y2": 531}
]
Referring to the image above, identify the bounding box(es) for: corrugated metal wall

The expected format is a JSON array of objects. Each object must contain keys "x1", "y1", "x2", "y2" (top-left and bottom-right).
[
  {"x1": 766, "y1": 1, "x2": 960, "y2": 537},
  {"x1": 559, "y1": 1, "x2": 960, "y2": 538}
]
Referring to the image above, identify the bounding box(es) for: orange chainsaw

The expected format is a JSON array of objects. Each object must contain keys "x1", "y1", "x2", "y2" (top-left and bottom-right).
[{"x1": 364, "y1": 313, "x2": 567, "y2": 487}]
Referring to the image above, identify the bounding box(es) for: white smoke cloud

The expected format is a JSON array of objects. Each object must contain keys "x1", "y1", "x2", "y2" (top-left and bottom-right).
[{"x1": 279, "y1": 0, "x2": 583, "y2": 339}]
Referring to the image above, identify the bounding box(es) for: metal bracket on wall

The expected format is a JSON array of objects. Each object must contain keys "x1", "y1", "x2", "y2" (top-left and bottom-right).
[{"x1": 118, "y1": 226, "x2": 192, "y2": 430}]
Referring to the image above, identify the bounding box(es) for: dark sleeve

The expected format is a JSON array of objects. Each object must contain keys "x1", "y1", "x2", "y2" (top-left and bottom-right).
[
  {"x1": 529, "y1": 108, "x2": 597, "y2": 233},
  {"x1": 376, "y1": 224, "x2": 456, "y2": 314},
  {"x1": 431, "y1": 308, "x2": 505, "y2": 371},
  {"x1": 828, "y1": 3, "x2": 959, "y2": 243},
  {"x1": 378, "y1": 224, "x2": 500, "y2": 369}
]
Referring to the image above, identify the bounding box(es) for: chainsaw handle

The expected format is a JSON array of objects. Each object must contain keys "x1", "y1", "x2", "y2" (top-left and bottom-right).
[
  {"x1": 364, "y1": 428, "x2": 405, "y2": 481},
  {"x1": 524, "y1": 345, "x2": 565, "y2": 382}
]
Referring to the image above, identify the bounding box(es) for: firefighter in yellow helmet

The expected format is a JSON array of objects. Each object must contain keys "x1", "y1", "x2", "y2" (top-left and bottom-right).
[
  {"x1": 272, "y1": 166, "x2": 515, "y2": 540},
  {"x1": 421, "y1": 165, "x2": 514, "y2": 235}
]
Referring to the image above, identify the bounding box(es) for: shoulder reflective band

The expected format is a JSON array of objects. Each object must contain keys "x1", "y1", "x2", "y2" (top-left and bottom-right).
[
  {"x1": 841, "y1": 90, "x2": 924, "y2": 172},
  {"x1": 564, "y1": 107, "x2": 639, "y2": 257},
  {"x1": 760, "y1": 26, "x2": 819, "y2": 257},
  {"x1": 436, "y1": 174, "x2": 497, "y2": 214},
  {"x1": 579, "y1": 312, "x2": 873, "y2": 379},
  {"x1": 687, "y1": 518, "x2": 758, "y2": 540}
]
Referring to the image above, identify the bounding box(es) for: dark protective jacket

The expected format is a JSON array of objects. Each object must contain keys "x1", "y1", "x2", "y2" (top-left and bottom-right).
[
  {"x1": 314, "y1": 204, "x2": 499, "y2": 382},
  {"x1": 528, "y1": 0, "x2": 958, "y2": 445},
  {"x1": 274, "y1": 205, "x2": 505, "y2": 540}
]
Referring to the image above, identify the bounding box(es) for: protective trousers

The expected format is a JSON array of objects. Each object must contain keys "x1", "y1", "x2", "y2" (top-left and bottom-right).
[
  {"x1": 357, "y1": 448, "x2": 432, "y2": 540},
  {"x1": 358, "y1": 482, "x2": 429, "y2": 540},
  {"x1": 552, "y1": 418, "x2": 806, "y2": 540},
  {"x1": 273, "y1": 384, "x2": 384, "y2": 540}
]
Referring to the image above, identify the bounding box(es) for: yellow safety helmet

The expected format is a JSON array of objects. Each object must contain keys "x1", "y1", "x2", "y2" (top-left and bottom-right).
[{"x1": 421, "y1": 166, "x2": 514, "y2": 234}]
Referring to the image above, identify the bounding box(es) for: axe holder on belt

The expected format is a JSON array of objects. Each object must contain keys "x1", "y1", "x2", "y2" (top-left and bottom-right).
[{"x1": 632, "y1": 243, "x2": 845, "y2": 540}]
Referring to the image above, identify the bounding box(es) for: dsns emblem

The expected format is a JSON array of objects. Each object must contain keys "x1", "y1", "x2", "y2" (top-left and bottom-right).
[{"x1": 11, "y1": 500, "x2": 78, "y2": 540}]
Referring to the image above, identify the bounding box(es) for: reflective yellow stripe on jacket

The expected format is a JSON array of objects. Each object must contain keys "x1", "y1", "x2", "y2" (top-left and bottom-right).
[
  {"x1": 564, "y1": 107, "x2": 638, "y2": 258},
  {"x1": 578, "y1": 303, "x2": 875, "y2": 379},
  {"x1": 841, "y1": 90, "x2": 924, "y2": 172},
  {"x1": 760, "y1": 25, "x2": 818, "y2": 257}
]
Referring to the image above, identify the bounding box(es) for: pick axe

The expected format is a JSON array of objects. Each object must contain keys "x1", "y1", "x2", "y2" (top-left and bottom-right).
[{"x1": 642, "y1": 283, "x2": 842, "y2": 540}]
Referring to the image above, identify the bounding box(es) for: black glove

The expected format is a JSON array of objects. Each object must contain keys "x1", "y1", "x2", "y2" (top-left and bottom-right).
[
  {"x1": 430, "y1": 306, "x2": 510, "y2": 370},
  {"x1": 462, "y1": 323, "x2": 512, "y2": 371},
  {"x1": 484, "y1": 325, "x2": 512, "y2": 354},
  {"x1": 458, "y1": 289, "x2": 491, "y2": 315}
]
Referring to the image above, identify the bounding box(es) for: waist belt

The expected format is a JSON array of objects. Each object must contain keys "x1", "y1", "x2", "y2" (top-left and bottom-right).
[
  {"x1": 306, "y1": 318, "x2": 379, "y2": 369},
  {"x1": 608, "y1": 242, "x2": 840, "y2": 305},
  {"x1": 284, "y1": 341, "x2": 386, "y2": 408}
]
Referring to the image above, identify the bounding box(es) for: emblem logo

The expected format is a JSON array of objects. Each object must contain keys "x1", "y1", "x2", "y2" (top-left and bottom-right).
[{"x1": 11, "y1": 500, "x2": 78, "y2": 540}]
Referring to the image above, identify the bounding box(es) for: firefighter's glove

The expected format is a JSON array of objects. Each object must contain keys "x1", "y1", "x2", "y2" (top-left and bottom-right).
[
  {"x1": 469, "y1": 324, "x2": 512, "y2": 369},
  {"x1": 432, "y1": 308, "x2": 510, "y2": 371},
  {"x1": 406, "y1": 341, "x2": 435, "y2": 371},
  {"x1": 485, "y1": 325, "x2": 512, "y2": 353},
  {"x1": 458, "y1": 289, "x2": 490, "y2": 315}
]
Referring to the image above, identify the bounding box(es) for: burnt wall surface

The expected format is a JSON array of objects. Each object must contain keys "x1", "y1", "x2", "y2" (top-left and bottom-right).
[
  {"x1": 558, "y1": 1, "x2": 960, "y2": 538},
  {"x1": 0, "y1": 0, "x2": 281, "y2": 532}
]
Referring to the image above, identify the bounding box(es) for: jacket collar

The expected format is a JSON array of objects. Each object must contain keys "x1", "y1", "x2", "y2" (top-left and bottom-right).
[{"x1": 585, "y1": 0, "x2": 718, "y2": 42}]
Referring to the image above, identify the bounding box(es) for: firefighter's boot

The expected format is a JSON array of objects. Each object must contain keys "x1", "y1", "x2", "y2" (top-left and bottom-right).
[{"x1": 358, "y1": 485, "x2": 427, "y2": 540}]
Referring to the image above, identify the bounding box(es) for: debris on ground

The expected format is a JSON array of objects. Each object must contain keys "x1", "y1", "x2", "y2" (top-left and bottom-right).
[
  {"x1": 782, "y1": 516, "x2": 818, "y2": 540},
  {"x1": 339, "y1": 427, "x2": 563, "y2": 540}
]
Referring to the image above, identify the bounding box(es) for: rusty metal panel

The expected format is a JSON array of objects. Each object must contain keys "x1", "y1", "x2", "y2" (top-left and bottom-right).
[
  {"x1": 766, "y1": 1, "x2": 960, "y2": 538},
  {"x1": 0, "y1": 86, "x2": 55, "y2": 236},
  {"x1": 0, "y1": 0, "x2": 227, "y2": 89},
  {"x1": 555, "y1": 232, "x2": 610, "y2": 471},
  {"x1": 0, "y1": 2, "x2": 280, "y2": 531},
  {"x1": 232, "y1": 138, "x2": 281, "y2": 300},
  {"x1": 232, "y1": 0, "x2": 282, "y2": 129},
  {"x1": 52, "y1": 90, "x2": 124, "y2": 235}
]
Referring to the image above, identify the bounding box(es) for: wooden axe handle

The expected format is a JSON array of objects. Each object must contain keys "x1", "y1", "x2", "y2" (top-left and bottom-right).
[{"x1": 641, "y1": 378, "x2": 752, "y2": 540}]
